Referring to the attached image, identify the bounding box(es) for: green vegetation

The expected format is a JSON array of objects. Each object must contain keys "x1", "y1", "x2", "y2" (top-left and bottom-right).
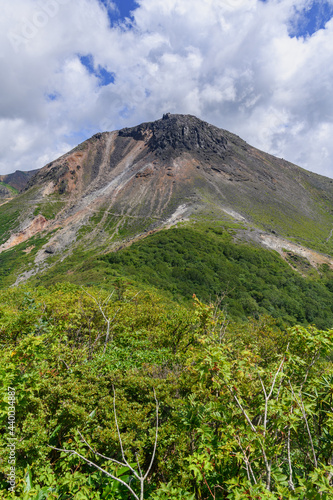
[
  {"x1": 0, "y1": 186, "x2": 41, "y2": 245},
  {"x1": 14, "y1": 225, "x2": 333, "y2": 330},
  {"x1": 0, "y1": 285, "x2": 332, "y2": 498},
  {"x1": 192, "y1": 173, "x2": 333, "y2": 256},
  {"x1": 243, "y1": 199, "x2": 333, "y2": 254},
  {"x1": 33, "y1": 195, "x2": 66, "y2": 220},
  {"x1": 2, "y1": 224, "x2": 333, "y2": 329},
  {"x1": 0, "y1": 232, "x2": 58, "y2": 288},
  {"x1": 0, "y1": 211, "x2": 332, "y2": 498},
  {"x1": 2, "y1": 113, "x2": 333, "y2": 497},
  {"x1": 102, "y1": 227, "x2": 333, "y2": 329},
  {"x1": 0, "y1": 203, "x2": 20, "y2": 245}
]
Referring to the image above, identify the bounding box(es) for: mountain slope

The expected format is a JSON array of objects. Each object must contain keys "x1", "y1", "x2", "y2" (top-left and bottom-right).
[{"x1": 1, "y1": 113, "x2": 333, "y2": 287}]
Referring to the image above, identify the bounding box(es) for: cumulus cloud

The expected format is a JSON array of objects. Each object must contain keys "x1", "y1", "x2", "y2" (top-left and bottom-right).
[{"x1": 0, "y1": 0, "x2": 333, "y2": 176}]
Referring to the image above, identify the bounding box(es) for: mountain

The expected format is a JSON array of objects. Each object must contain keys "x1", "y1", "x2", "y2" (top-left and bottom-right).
[
  {"x1": 2, "y1": 117, "x2": 333, "y2": 500},
  {"x1": 0, "y1": 169, "x2": 40, "y2": 202},
  {"x1": 0, "y1": 169, "x2": 39, "y2": 192},
  {"x1": 1, "y1": 113, "x2": 333, "y2": 289}
]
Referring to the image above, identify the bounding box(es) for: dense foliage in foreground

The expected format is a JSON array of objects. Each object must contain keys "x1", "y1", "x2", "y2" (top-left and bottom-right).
[{"x1": 0, "y1": 283, "x2": 332, "y2": 499}]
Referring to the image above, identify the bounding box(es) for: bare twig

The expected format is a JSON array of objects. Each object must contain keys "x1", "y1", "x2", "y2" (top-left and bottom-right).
[
  {"x1": 59, "y1": 359, "x2": 70, "y2": 370},
  {"x1": 225, "y1": 381, "x2": 272, "y2": 489},
  {"x1": 77, "y1": 431, "x2": 130, "y2": 469},
  {"x1": 202, "y1": 470, "x2": 216, "y2": 499},
  {"x1": 328, "y1": 454, "x2": 333, "y2": 484},
  {"x1": 48, "y1": 445, "x2": 140, "y2": 500},
  {"x1": 258, "y1": 354, "x2": 286, "y2": 437},
  {"x1": 289, "y1": 381, "x2": 318, "y2": 468},
  {"x1": 112, "y1": 386, "x2": 132, "y2": 470},
  {"x1": 225, "y1": 384, "x2": 256, "y2": 433},
  {"x1": 287, "y1": 406, "x2": 295, "y2": 491},
  {"x1": 235, "y1": 435, "x2": 257, "y2": 485},
  {"x1": 300, "y1": 349, "x2": 320, "y2": 392},
  {"x1": 143, "y1": 388, "x2": 159, "y2": 481}
]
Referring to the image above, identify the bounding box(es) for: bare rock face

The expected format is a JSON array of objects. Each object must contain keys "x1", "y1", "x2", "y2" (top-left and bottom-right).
[
  {"x1": 0, "y1": 215, "x2": 48, "y2": 251},
  {"x1": 119, "y1": 113, "x2": 229, "y2": 159}
]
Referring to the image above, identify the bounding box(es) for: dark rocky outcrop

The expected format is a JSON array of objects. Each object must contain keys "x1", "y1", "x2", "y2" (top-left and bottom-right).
[{"x1": 119, "y1": 113, "x2": 229, "y2": 159}]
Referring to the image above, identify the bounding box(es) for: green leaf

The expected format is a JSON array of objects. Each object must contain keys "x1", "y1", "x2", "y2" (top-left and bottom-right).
[{"x1": 24, "y1": 466, "x2": 32, "y2": 493}]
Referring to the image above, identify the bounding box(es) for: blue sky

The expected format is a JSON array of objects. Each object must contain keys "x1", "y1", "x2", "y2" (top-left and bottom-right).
[
  {"x1": 112, "y1": 0, "x2": 333, "y2": 36},
  {"x1": 98, "y1": 0, "x2": 138, "y2": 24},
  {"x1": 109, "y1": 0, "x2": 333, "y2": 37},
  {"x1": 80, "y1": 1, "x2": 137, "y2": 86},
  {"x1": 111, "y1": 0, "x2": 138, "y2": 21},
  {"x1": 52, "y1": 0, "x2": 333, "y2": 86},
  {"x1": 290, "y1": 0, "x2": 333, "y2": 37},
  {"x1": 80, "y1": 54, "x2": 115, "y2": 86},
  {"x1": 1, "y1": 0, "x2": 333, "y2": 177}
]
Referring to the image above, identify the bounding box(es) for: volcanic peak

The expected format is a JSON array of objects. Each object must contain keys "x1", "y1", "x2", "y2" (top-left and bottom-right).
[{"x1": 119, "y1": 113, "x2": 229, "y2": 159}]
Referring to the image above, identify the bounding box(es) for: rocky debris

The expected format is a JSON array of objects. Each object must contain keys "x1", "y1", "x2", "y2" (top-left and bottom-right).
[
  {"x1": 58, "y1": 178, "x2": 68, "y2": 194},
  {"x1": 257, "y1": 232, "x2": 333, "y2": 269},
  {"x1": 136, "y1": 171, "x2": 153, "y2": 178},
  {"x1": 44, "y1": 245, "x2": 55, "y2": 254},
  {"x1": 0, "y1": 215, "x2": 48, "y2": 252},
  {"x1": 23, "y1": 245, "x2": 35, "y2": 254},
  {"x1": 232, "y1": 219, "x2": 333, "y2": 272},
  {"x1": 26, "y1": 163, "x2": 70, "y2": 191}
]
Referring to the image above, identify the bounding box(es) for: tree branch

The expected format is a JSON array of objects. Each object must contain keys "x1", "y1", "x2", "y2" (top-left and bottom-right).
[
  {"x1": 289, "y1": 381, "x2": 317, "y2": 468},
  {"x1": 50, "y1": 386, "x2": 159, "y2": 500},
  {"x1": 144, "y1": 387, "x2": 159, "y2": 480},
  {"x1": 48, "y1": 445, "x2": 140, "y2": 500},
  {"x1": 112, "y1": 385, "x2": 140, "y2": 480},
  {"x1": 287, "y1": 406, "x2": 295, "y2": 491}
]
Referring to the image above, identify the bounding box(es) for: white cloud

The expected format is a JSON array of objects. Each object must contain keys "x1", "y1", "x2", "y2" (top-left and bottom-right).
[{"x1": 0, "y1": 0, "x2": 333, "y2": 177}]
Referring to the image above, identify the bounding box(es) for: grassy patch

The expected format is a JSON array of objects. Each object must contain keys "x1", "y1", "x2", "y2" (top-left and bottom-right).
[
  {"x1": 0, "y1": 204, "x2": 20, "y2": 244},
  {"x1": 33, "y1": 195, "x2": 66, "y2": 220},
  {"x1": 0, "y1": 232, "x2": 53, "y2": 288},
  {"x1": 0, "y1": 186, "x2": 41, "y2": 244}
]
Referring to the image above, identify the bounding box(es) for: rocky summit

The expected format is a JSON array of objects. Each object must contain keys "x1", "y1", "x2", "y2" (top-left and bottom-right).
[
  {"x1": 119, "y1": 113, "x2": 229, "y2": 158},
  {"x1": 1, "y1": 113, "x2": 333, "y2": 285}
]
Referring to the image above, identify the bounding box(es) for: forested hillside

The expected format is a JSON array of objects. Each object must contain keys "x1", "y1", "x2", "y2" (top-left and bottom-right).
[{"x1": 29, "y1": 226, "x2": 333, "y2": 330}]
